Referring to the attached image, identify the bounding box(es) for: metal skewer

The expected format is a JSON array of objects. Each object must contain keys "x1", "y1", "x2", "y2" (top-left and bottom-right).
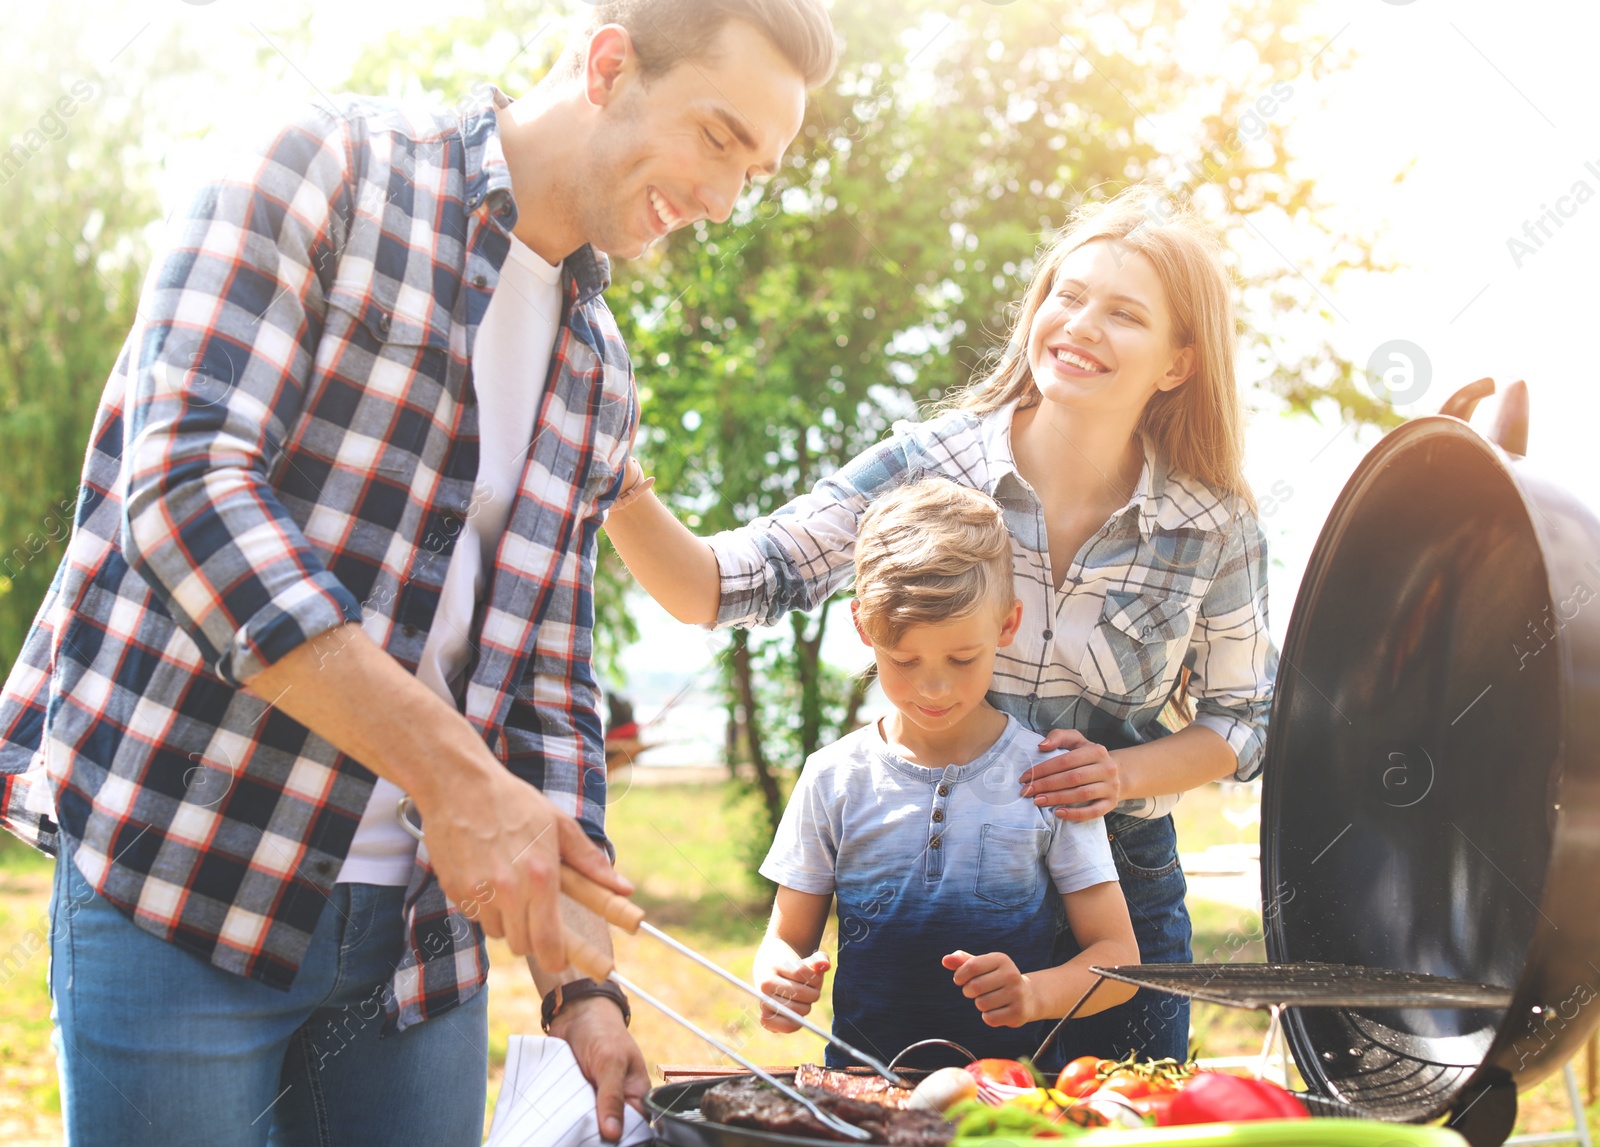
[
  {"x1": 610, "y1": 970, "x2": 871, "y2": 1142},
  {"x1": 396, "y1": 796, "x2": 907, "y2": 1088},
  {"x1": 633, "y1": 916, "x2": 904, "y2": 1084},
  {"x1": 1032, "y1": 973, "x2": 1110, "y2": 1061}
]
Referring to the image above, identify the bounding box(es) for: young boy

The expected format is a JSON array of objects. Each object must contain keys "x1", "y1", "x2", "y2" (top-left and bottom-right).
[{"x1": 750, "y1": 480, "x2": 1139, "y2": 1068}]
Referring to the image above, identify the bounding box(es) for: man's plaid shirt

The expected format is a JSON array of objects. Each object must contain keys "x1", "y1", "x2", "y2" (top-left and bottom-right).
[
  {"x1": 0, "y1": 90, "x2": 635, "y2": 1031},
  {"x1": 711, "y1": 403, "x2": 1276, "y2": 810}
]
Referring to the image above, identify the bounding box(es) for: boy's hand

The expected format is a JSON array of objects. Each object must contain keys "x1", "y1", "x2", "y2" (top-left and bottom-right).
[
  {"x1": 943, "y1": 950, "x2": 1036, "y2": 1028},
  {"x1": 756, "y1": 952, "x2": 831, "y2": 1033}
]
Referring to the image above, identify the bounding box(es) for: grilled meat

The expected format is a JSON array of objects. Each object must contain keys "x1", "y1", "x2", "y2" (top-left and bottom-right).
[
  {"x1": 699, "y1": 1078, "x2": 954, "y2": 1146},
  {"x1": 794, "y1": 1065, "x2": 914, "y2": 1109}
]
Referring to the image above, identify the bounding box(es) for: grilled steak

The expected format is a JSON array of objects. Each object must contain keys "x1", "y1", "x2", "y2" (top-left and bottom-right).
[
  {"x1": 699, "y1": 1078, "x2": 953, "y2": 1146},
  {"x1": 794, "y1": 1065, "x2": 914, "y2": 1109}
]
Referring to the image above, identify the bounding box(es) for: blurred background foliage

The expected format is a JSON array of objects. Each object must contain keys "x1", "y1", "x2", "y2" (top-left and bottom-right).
[{"x1": 3, "y1": 0, "x2": 1394, "y2": 838}]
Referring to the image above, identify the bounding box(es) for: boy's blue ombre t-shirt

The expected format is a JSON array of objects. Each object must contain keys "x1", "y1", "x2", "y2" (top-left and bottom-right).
[{"x1": 760, "y1": 715, "x2": 1119, "y2": 1068}]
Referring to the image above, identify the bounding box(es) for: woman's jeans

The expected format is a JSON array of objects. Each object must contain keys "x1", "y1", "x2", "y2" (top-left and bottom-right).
[
  {"x1": 1055, "y1": 812, "x2": 1192, "y2": 1063},
  {"x1": 48, "y1": 852, "x2": 488, "y2": 1147}
]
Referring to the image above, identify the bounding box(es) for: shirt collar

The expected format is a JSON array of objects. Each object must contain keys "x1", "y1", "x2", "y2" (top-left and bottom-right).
[
  {"x1": 462, "y1": 86, "x2": 612, "y2": 306},
  {"x1": 983, "y1": 399, "x2": 1231, "y2": 538},
  {"x1": 978, "y1": 400, "x2": 1025, "y2": 497}
]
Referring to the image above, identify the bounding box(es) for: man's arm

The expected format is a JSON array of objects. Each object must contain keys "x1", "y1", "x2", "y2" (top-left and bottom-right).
[{"x1": 245, "y1": 622, "x2": 630, "y2": 971}]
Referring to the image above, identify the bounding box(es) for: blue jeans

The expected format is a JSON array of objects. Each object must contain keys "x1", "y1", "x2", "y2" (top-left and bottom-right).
[
  {"x1": 1053, "y1": 813, "x2": 1192, "y2": 1063},
  {"x1": 49, "y1": 852, "x2": 488, "y2": 1146}
]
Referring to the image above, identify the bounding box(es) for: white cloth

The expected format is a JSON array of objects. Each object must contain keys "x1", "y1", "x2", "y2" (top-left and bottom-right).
[
  {"x1": 337, "y1": 235, "x2": 563, "y2": 885},
  {"x1": 486, "y1": 1035, "x2": 653, "y2": 1147}
]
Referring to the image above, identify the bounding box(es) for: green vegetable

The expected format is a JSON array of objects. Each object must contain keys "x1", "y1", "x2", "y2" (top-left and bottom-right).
[{"x1": 948, "y1": 1100, "x2": 1086, "y2": 1141}]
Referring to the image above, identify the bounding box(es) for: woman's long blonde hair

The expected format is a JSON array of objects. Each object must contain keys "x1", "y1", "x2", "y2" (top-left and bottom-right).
[{"x1": 949, "y1": 184, "x2": 1253, "y2": 510}]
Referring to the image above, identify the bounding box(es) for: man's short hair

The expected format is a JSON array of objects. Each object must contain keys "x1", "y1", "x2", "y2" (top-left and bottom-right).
[
  {"x1": 854, "y1": 480, "x2": 1016, "y2": 648},
  {"x1": 569, "y1": 0, "x2": 838, "y2": 89}
]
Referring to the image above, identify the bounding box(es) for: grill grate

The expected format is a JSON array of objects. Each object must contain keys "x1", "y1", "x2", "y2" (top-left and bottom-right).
[{"x1": 1088, "y1": 962, "x2": 1514, "y2": 1010}]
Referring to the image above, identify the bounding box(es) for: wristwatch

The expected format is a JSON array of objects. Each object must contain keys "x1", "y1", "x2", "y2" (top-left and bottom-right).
[{"x1": 541, "y1": 978, "x2": 632, "y2": 1033}]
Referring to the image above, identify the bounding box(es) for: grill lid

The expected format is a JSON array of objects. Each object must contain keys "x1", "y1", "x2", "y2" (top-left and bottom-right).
[{"x1": 1254, "y1": 415, "x2": 1600, "y2": 1134}]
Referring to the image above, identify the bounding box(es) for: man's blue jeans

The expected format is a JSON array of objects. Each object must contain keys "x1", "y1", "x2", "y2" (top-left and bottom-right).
[{"x1": 49, "y1": 852, "x2": 488, "y2": 1146}]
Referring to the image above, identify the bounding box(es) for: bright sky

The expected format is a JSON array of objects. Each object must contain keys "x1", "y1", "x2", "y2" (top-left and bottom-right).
[{"x1": 40, "y1": 0, "x2": 1600, "y2": 760}]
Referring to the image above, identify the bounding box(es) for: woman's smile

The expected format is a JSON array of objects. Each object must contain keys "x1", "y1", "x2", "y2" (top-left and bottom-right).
[{"x1": 1046, "y1": 343, "x2": 1112, "y2": 377}]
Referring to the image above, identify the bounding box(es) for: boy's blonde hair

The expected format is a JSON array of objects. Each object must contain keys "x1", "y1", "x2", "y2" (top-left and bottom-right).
[{"x1": 853, "y1": 480, "x2": 1016, "y2": 648}]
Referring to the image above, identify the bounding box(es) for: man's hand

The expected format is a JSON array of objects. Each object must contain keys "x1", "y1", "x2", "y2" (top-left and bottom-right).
[
  {"x1": 242, "y1": 622, "x2": 633, "y2": 973},
  {"x1": 943, "y1": 950, "x2": 1036, "y2": 1028},
  {"x1": 420, "y1": 766, "x2": 626, "y2": 972},
  {"x1": 550, "y1": 996, "x2": 649, "y2": 1142},
  {"x1": 1020, "y1": 729, "x2": 1120, "y2": 821},
  {"x1": 754, "y1": 951, "x2": 830, "y2": 1033}
]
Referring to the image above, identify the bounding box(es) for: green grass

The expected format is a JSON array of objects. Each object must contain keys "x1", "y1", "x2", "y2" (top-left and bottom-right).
[
  {"x1": 0, "y1": 857, "x2": 60, "y2": 1132},
  {"x1": 0, "y1": 834, "x2": 51, "y2": 875},
  {"x1": 605, "y1": 777, "x2": 774, "y2": 947}
]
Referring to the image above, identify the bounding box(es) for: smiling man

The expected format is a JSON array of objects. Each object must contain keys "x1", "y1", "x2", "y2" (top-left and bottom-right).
[{"x1": 0, "y1": 2, "x2": 833, "y2": 1144}]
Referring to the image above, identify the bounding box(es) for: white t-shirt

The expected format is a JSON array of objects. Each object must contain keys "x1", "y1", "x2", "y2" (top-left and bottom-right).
[{"x1": 337, "y1": 235, "x2": 564, "y2": 885}]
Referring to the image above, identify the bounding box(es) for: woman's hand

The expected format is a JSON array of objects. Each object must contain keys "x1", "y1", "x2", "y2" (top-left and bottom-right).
[
  {"x1": 943, "y1": 950, "x2": 1037, "y2": 1028},
  {"x1": 1020, "y1": 729, "x2": 1121, "y2": 821},
  {"x1": 754, "y1": 951, "x2": 831, "y2": 1033}
]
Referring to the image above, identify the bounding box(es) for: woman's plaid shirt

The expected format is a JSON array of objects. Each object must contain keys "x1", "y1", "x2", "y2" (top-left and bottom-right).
[
  {"x1": 0, "y1": 91, "x2": 636, "y2": 1031},
  {"x1": 711, "y1": 403, "x2": 1276, "y2": 810}
]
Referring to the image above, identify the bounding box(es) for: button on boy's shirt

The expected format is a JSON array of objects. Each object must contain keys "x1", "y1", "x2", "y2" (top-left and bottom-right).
[{"x1": 761, "y1": 715, "x2": 1119, "y2": 1066}]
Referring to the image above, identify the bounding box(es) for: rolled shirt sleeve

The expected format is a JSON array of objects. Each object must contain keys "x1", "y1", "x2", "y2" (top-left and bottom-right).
[
  {"x1": 121, "y1": 105, "x2": 362, "y2": 686},
  {"x1": 1187, "y1": 507, "x2": 1276, "y2": 781},
  {"x1": 709, "y1": 430, "x2": 921, "y2": 630}
]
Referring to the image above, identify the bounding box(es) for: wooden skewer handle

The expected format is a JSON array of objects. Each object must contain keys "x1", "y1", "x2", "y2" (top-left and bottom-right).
[
  {"x1": 560, "y1": 865, "x2": 646, "y2": 933},
  {"x1": 561, "y1": 925, "x2": 616, "y2": 982}
]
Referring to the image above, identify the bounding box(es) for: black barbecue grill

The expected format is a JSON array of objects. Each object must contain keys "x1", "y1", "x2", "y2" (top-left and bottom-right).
[{"x1": 1041, "y1": 394, "x2": 1600, "y2": 1147}]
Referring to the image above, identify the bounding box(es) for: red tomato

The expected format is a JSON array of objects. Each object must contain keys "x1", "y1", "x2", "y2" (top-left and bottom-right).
[
  {"x1": 1054, "y1": 1056, "x2": 1104, "y2": 1098},
  {"x1": 1099, "y1": 1074, "x2": 1152, "y2": 1100},
  {"x1": 965, "y1": 1058, "x2": 1034, "y2": 1088}
]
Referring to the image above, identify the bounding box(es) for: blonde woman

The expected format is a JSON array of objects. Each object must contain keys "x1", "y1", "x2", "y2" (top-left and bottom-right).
[{"x1": 605, "y1": 185, "x2": 1273, "y2": 1063}]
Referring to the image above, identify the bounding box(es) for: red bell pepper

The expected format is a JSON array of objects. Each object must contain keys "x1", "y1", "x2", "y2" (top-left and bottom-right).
[{"x1": 1158, "y1": 1072, "x2": 1309, "y2": 1126}]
